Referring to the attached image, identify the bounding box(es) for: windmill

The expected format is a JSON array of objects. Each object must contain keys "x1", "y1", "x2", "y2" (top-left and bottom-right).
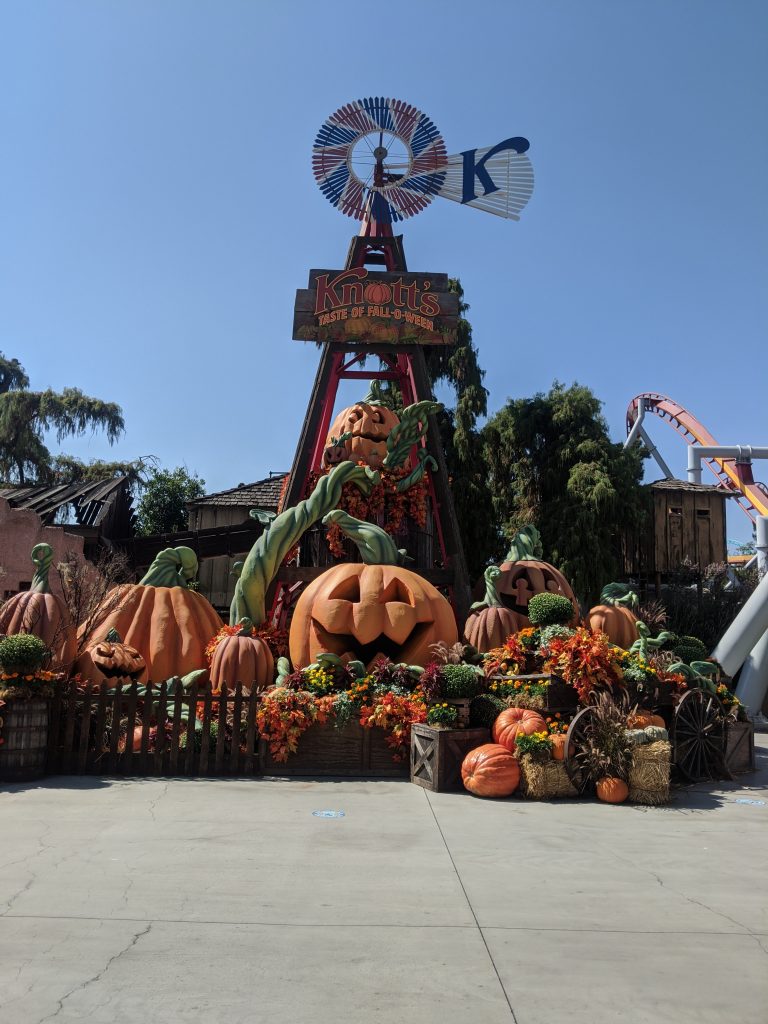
[{"x1": 280, "y1": 98, "x2": 534, "y2": 623}]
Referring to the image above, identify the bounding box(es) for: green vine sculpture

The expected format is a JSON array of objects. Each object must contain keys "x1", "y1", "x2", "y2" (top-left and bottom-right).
[
  {"x1": 630, "y1": 622, "x2": 676, "y2": 662},
  {"x1": 505, "y1": 524, "x2": 543, "y2": 561},
  {"x1": 383, "y1": 399, "x2": 441, "y2": 470},
  {"x1": 231, "y1": 461, "x2": 379, "y2": 626},
  {"x1": 139, "y1": 547, "x2": 198, "y2": 588},
  {"x1": 599, "y1": 582, "x2": 639, "y2": 608},
  {"x1": 30, "y1": 543, "x2": 55, "y2": 593},
  {"x1": 363, "y1": 380, "x2": 395, "y2": 409},
  {"x1": 322, "y1": 510, "x2": 411, "y2": 566},
  {"x1": 469, "y1": 565, "x2": 504, "y2": 612}
]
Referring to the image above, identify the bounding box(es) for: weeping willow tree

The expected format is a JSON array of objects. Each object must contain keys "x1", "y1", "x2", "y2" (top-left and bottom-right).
[
  {"x1": 0, "y1": 352, "x2": 125, "y2": 484},
  {"x1": 483, "y1": 381, "x2": 647, "y2": 603}
]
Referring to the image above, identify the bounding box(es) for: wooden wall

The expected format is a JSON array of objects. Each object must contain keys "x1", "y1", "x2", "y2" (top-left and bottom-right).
[
  {"x1": 192, "y1": 504, "x2": 254, "y2": 614},
  {"x1": 621, "y1": 484, "x2": 728, "y2": 577}
]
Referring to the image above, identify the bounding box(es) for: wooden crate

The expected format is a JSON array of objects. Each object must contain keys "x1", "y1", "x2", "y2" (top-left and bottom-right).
[
  {"x1": 410, "y1": 724, "x2": 490, "y2": 792},
  {"x1": 259, "y1": 720, "x2": 408, "y2": 778},
  {"x1": 725, "y1": 720, "x2": 755, "y2": 774},
  {"x1": 490, "y1": 673, "x2": 578, "y2": 713}
]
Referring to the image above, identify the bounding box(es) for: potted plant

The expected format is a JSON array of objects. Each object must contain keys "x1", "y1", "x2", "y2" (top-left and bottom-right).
[{"x1": 0, "y1": 634, "x2": 56, "y2": 782}]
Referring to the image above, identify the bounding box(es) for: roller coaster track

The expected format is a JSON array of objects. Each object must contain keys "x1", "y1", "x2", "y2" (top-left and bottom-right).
[{"x1": 627, "y1": 393, "x2": 768, "y2": 523}]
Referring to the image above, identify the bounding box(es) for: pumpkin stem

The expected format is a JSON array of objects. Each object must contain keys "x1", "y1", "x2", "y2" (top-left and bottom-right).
[
  {"x1": 469, "y1": 565, "x2": 504, "y2": 612},
  {"x1": 236, "y1": 617, "x2": 254, "y2": 637},
  {"x1": 504, "y1": 525, "x2": 543, "y2": 562},
  {"x1": 382, "y1": 399, "x2": 441, "y2": 471},
  {"x1": 104, "y1": 628, "x2": 123, "y2": 643},
  {"x1": 30, "y1": 543, "x2": 54, "y2": 593},
  {"x1": 322, "y1": 510, "x2": 411, "y2": 566},
  {"x1": 231, "y1": 461, "x2": 379, "y2": 627},
  {"x1": 363, "y1": 379, "x2": 395, "y2": 409},
  {"x1": 599, "y1": 582, "x2": 638, "y2": 609},
  {"x1": 139, "y1": 546, "x2": 199, "y2": 588}
]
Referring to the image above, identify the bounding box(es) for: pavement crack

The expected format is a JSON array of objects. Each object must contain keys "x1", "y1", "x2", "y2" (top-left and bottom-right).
[
  {"x1": 147, "y1": 781, "x2": 170, "y2": 822},
  {"x1": 608, "y1": 849, "x2": 755, "y2": 935},
  {"x1": 37, "y1": 922, "x2": 152, "y2": 1022}
]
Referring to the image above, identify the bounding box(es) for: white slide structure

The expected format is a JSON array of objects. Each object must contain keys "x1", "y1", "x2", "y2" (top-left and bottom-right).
[{"x1": 711, "y1": 571, "x2": 768, "y2": 718}]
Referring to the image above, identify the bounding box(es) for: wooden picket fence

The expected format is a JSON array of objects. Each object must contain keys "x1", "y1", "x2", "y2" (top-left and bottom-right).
[{"x1": 46, "y1": 678, "x2": 261, "y2": 777}]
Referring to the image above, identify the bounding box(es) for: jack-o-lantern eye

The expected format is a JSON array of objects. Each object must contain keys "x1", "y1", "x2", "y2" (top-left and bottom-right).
[
  {"x1": 330, "y1": 575, "x2": 361, "y2": 601},
  {"x1": 371, "y1": 409, "x2": 384, "y2": 424},
  {"x1": 347, "y1": 408, "x2": 363, "y2": 426},
  {"x1": 379, "y1": 577, "x2": 413, "y2": 605}
]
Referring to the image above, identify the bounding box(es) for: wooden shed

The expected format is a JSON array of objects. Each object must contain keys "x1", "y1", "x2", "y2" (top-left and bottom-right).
[
  {"x1": 185, "y1": 474, "x2": 287, "y2": 613},
  {"x1": 621, "y1": 479, "x2": 730, "y2": 578}
]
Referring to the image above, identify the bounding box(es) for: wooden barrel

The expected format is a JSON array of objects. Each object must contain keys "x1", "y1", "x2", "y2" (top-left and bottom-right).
[{"x1": 0, "y1": 699, "x2": 49, "y2": 781}]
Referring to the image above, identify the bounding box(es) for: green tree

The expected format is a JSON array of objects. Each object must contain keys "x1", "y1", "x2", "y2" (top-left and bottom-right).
[
  {"x1": 134, "y1": 466, "x2": 206, "y2": 536},
  {"x1": 483, "y1": 381, "x2": 647, "y2": 603},
  {"x1": 0, "y1": 352, "x2": 124, "y2": 484},
  {"x1": 422, "y1": 280, "x2": 498, "y2": 578}
]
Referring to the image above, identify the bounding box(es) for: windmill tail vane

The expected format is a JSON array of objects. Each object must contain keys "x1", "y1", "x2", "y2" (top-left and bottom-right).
[{"x1": 389, "y1": 138, "x2": 534, "y2": 221}]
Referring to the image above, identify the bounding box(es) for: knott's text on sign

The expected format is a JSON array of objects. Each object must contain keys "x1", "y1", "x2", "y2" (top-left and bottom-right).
[{"x1": 293, "y1": 268, "x2": 459, "y2": 346}]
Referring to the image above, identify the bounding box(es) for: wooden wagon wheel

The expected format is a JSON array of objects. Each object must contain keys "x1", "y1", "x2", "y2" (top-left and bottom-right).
[
  {"x1": 563, "y1": 705, "x2": 598, "y2": 795},
  {"x1": 672, "y1": 688, "x2": 727, "y2": 783}
]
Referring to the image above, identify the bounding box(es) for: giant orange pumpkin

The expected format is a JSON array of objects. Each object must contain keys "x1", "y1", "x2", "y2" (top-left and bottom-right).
[
  {"x1": 76, "y1": 546, "x2": 222, "y2": 685},
  {"x1": 492, "y1": 707, "x2": 547, "y2": 752},
  {"x1": 588, "y1": 584, "x2": 641, "y2": 649},
  {"x1": 480, "y1": 526, "x2": 578, "y2": 627},
  {"x1": 324, "y1": 400, "x2": 400, "y2": 469},
  {"x1": 0, "y1": 543, "x2": 75, "y2": 670},
  {"x1": 462, "y1": 743, "x2": 521, "y2": 798},
  {"x1": 588, "y1": 604, "x2": 639, "y2": 649},
  {"x1": 289, "y1": 562, "x2": 458, "y2": 670},
  {"x1": 463, "y1": 565, "x2": 527, "y2": 653},
  {"x1": 209, "y1": 618, "x2": 274, "y2": 691}
]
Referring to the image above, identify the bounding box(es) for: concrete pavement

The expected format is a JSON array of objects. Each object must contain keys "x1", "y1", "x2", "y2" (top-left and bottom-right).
[{"x1": 1, "y1": 737, "x2": 766, "y2": 1024}]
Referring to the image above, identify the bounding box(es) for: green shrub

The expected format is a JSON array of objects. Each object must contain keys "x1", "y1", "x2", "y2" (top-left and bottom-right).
[
  {"x1": 0, "y1": 633, "x2": 49, "y2": 672},
  {"x1": 469, "y1": 693, "x2": 507, "y2": 728},
  {"x1": 441, "y1": 663, "x2": 481, "y2": 698},
  {"x1": 527, "y1": 593, "x2": 574, "y2": 627},
  {"x1": 673, "y1": 635, "x2": 708, "y2": 664}
]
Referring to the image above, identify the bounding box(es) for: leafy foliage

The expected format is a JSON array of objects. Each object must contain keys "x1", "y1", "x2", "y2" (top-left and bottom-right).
[
  {"x1": 134, "y1": 466, "x2": 206, "y2": 536},
  {"x1": 527, "y1": 593, "x2": 574, "y2": 627},
  {"x1": 0, "y1": 633, "x2": 49, "y2": 671},
  {"x1": 441, "y1": 663, "x2": 481, "y2": 698},
  {"x1": 482, "y1": 381, "x2": 647, "y2": 602},
  {"x1": 0, "y1": 353, "x2": 124, "y2": 484}
]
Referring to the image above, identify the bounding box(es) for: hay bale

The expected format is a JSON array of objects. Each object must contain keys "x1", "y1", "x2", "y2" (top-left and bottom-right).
[
  {"x1": 519, "y1": 754, "x2": 578, "y2": 799},
  {"x1": 629, "y1": 740, "x2": 671, "y2": 805}
]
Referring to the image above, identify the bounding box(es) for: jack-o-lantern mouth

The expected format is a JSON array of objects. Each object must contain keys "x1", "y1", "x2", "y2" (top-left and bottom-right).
[{"x1": 310, "y1": 619, "x2": 433, "y2": 668}]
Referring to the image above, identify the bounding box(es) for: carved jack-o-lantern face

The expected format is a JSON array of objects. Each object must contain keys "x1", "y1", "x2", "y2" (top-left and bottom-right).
[
  {"x1": 325, "y1": 402, "x2": 400, "y2": 468},
  {"x1": 289, "y1": 563, "x2": 458, "y2": 670},
  {"x1": 481, "y1": 559, "x2": 579, "y2": 625}
]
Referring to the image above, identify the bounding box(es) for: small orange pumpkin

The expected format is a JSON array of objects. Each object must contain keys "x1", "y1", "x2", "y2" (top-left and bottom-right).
[
  {"x1": 0, "y1": 544, "x2": 76, "y2": 670},
  {"x1": 550, "y1": 733, "x2": 575, "y2": 761},
  {"x1": 596, "y1": 777, "x2": 629, "y2": 803},
  {"x1": 210, "y1": 618, "x2": 274, "y2": 691},
  {"x1": 462, "y1": 743, "x2": 521, "y2": 798},
  {"x1": 627, "y1": 711, "x2": 665, "y2": 729},
  {"x1": 79, "y1": 628, "x2": 145, "y2": 681},
  {"x1": 463, "y1": 566, "x2": 528, "y2": 653},
  {"x1": 492, "y1": 707, "x2": 547, "y2": 753}
]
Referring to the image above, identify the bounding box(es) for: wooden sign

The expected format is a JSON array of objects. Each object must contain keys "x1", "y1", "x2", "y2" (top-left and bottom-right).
[{"x1": 293, "y1": 268, "x2": 459, "y2": 346}]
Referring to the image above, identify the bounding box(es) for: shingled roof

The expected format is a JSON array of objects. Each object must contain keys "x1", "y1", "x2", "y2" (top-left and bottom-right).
[{"x1": 188, "y1": 474, "x2": 288, "y2": 510}]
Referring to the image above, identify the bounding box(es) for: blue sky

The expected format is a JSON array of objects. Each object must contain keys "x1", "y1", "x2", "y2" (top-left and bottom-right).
[{"x1": 1, "y1": 1, "x2": 766, "y2": 544}]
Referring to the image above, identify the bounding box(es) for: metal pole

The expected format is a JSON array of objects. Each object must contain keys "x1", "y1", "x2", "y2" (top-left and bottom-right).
[
  {"x1": 711, "y1": 570, "x2": 768, "y2": 677},
  {"x1": 757, "y1": 516, "x2": 768, "y2": 577}
]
